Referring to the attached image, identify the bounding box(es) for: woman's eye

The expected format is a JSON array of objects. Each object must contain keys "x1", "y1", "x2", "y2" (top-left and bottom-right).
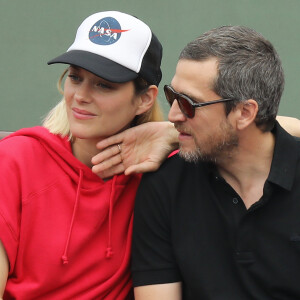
[
  {"x1": 97, "y1": 82, "x2": 113, "y2": 90},
  {"x1": 68, "y1": 74, "x2": 80, "y2": 82}
]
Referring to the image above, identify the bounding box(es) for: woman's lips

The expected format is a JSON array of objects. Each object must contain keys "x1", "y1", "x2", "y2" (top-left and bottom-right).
[{"x1": 72, "y1": 108, "x2": 97, "y2": 120}]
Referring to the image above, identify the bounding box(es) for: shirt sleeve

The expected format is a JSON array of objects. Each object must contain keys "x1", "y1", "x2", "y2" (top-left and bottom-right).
[
  {"x1": 0, "y1": 139, "x2": 22, "y2": 274},
  {"x1": 131, "y1": 167, "x2": 181, "y2": 287}
]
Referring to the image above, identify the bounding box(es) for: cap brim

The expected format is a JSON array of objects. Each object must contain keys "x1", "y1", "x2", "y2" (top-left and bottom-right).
[{"x1": 47, "y1": 50, "x2": 138, "y2": 83}]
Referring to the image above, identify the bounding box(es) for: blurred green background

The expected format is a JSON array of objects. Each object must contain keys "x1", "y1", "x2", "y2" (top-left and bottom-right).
[{"x1": 1, "y1": 0, "x2": 300, "y2": 131}]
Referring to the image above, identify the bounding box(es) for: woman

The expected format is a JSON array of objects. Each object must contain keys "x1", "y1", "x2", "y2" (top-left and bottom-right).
[{"x1": 0, "y1": 11, "x2": 166, "y2": 299}]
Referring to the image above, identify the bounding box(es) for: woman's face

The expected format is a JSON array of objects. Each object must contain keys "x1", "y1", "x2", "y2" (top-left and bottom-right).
[{"x1": 64, "y1": 66, "x2": 143, "y2": 140}]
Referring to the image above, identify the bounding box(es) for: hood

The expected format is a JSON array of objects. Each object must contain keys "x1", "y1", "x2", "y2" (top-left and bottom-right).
[
  {"x1": 4, "y1": 126, "x2": 133, "y2": 263},
  {"x1": 6, "y1": 126, "x2": 100, "y2": 187}
]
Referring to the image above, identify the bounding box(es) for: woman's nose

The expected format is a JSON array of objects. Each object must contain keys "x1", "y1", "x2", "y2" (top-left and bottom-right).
[{"x1": 74, "y1": 82, "x2": 92, "y2": 104}]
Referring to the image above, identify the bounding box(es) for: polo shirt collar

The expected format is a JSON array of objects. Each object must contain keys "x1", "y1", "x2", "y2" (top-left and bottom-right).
[{"x1": 267, "y1": 121, "x2": 299, "y2": 191}]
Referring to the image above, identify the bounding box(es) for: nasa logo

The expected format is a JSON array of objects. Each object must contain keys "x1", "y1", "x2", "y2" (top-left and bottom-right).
[{"x1": 89, "y1": 17, "x2": 129, "y2": 45}]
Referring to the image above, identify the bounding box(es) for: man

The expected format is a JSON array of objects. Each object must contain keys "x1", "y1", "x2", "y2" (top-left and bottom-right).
[{"x1": 130, "y1": 25, "x2": 300, "y2": 299}]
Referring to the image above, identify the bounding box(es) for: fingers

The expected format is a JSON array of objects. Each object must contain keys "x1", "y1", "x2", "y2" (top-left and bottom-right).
[
  {"x1": 92, "y1": 142, "x2": 124, "y2": 179},
  {"x1": 124, "y1": 162, "x2": 160, "y2": 175},
  {"x1": 92, "y1": 152, "x2": 122, "y2": 174},
  {"x1": 95, "y1": 164, "x2": 125, "y2": 180},
  {"x1": 96, "y1": 133, "x2": 124, "y2": 150},
  {"x1": 91, "y1": 144, "x2": 121, "y2": 165}
]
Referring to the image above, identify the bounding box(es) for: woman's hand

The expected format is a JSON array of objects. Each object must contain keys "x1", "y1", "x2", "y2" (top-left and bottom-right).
[{"x1": 91, "y1": 122, "x2": 179, "y2": 179}]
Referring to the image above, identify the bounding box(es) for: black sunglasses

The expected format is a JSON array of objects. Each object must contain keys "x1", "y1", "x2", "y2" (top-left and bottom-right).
[{"x1": 164, "y1": 84, "x2": 235, "y2": 118}]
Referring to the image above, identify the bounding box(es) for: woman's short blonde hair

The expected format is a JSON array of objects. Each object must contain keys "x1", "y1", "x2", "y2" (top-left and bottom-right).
[{"x1": 43, "y1": 69, "x2": 165, "y2": 138}]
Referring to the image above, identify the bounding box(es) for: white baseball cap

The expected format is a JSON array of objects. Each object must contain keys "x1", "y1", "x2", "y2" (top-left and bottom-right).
[{"x1": 48, "y1": 11, "x2": 163, "y2": 85}]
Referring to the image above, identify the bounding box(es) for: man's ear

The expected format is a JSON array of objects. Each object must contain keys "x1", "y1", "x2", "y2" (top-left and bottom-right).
[
  {"x1": 232, "y1": 99, "x2": 258, "y2": 130},
  {"x1": 136, "y1": 85, "x2": 158, "y2": 115}
]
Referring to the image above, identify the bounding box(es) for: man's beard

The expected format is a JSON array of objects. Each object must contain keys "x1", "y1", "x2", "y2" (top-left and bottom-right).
[{"x1": 178, "y1": 120, "x2": 239, "y2": 163}]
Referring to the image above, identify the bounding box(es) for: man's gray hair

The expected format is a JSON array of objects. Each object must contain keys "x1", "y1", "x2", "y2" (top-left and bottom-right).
[{"x1": 179, "y1": 25, "x2": 284, "y2": 131}]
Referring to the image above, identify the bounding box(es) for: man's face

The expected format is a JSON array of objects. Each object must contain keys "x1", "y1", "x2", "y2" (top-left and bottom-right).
[{"x1": 168, "y1": 58, "x2": 238, "y2": 163}]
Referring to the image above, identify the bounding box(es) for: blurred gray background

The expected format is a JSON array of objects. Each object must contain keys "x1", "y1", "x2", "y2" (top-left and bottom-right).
[{"x1": 1, "y1": 0, "x2": 300, "y2": 131}]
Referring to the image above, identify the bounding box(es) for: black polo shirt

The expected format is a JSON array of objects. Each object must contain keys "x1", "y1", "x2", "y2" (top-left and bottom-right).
[{"x1": 132, "y1": 122, "x2": 300, "y2": 300}]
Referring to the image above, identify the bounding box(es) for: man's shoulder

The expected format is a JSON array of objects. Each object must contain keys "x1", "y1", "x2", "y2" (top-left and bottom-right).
[
  {"x1": 294, "y1": 136, "x2": 300, "y2": 143},
  {"x1": 159, "y1": 152, "x2": 187, "y2": 171},
  {"x1": 155, "y1": 152, "x2": 204, "y2": 171},
  {"x1": 141, "y1": 153, "x2": 209, "y2": 188}
]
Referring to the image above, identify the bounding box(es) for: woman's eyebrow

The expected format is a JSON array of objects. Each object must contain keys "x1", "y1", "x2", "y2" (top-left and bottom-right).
[{"x1": 69, "y1": 65, "x2": 80, "y2": 70}]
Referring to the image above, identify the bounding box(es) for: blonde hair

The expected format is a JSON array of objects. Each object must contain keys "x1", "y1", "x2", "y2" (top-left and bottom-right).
[{"x1": 43, "y1": 69, "x2": 165, "y2": 138}]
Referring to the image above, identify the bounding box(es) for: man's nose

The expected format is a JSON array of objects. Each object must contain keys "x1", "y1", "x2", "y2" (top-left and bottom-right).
[{"x1": 168, "y1": 99, "x2": 187, "y2": 123}]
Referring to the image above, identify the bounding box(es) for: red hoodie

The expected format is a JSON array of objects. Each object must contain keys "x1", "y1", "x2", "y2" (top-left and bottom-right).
[{"x1": 0, "y1": 126, "x2": 141, "y2": 299}]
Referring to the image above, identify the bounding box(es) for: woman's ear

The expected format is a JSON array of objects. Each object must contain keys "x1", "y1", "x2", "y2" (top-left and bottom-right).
[
  {"x1": 136, "y1": 85, "x2": 158, "y2": 115},
  {"x1": 232, "y1": 99, "x2": 258, "y2": 130}
]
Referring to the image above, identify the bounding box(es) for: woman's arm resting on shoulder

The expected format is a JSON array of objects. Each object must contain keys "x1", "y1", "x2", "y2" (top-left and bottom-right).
[
  {"x1": 91, "y1": 122, "x2": 179, "y2": 179},
  {"x1": 92, "y1": 117, "x2": 300, "y2": 179},
  {"x1": 277, "y1": 116, "x2": 300, "y2": 137},
  {"x1": 134, "y1": 282, "x2": 182, "y2": 300},
  {"x1": 0, "y1": 240, "x2": 8, "y2": 298}
]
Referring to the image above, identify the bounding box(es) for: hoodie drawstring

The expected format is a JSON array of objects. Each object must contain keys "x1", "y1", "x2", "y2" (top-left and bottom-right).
[
  {"x1": 106, "y1": 175, "x2": 117, "y2": 259},
  {"x1": 61, "y1": 169, "x2": 83, "y2": 265}
]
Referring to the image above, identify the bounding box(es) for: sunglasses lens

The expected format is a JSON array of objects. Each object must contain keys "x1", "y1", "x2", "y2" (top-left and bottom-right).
[
  {"x1": 178, "y1": 97, "x2": 194, "y2": 118},
  {"x1": 164, "y1": 85, "x2": 194, "y2": 118},
  {"x1": 164, "y1": 86, "x2": 174, "y2": 106}
]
